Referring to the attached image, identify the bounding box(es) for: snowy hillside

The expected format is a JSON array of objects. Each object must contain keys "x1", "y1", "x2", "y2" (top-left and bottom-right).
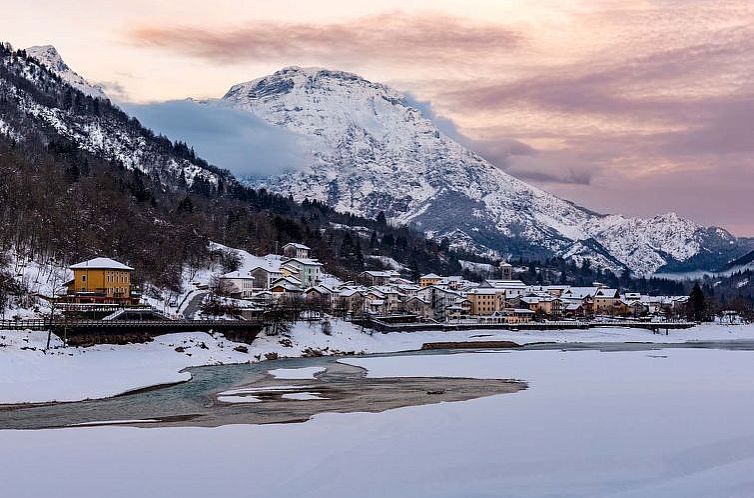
[
  {"x1": 222, "y1": 67, "x2": 739, "y2": 275},
  {"x1": 0, "y1": 45, "x2": 227, "y2": 188},
  {"x1": 26, "y1": 45, "x2": 108, "y2": 100}
]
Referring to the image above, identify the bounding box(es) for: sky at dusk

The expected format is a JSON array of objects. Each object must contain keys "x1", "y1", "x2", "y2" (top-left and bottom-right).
[{"x1": 4, "y1": 0, "x2": 753, "y2": 235}]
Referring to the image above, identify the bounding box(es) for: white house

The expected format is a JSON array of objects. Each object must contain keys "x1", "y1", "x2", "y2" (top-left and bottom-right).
[{"x1": 219, "y1": 271, "x2": 256, "y2": 299}]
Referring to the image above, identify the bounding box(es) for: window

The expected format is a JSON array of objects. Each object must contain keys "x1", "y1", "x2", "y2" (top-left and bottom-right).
[{"x1": 82, "y1": 275, "x2": 87, "y2": 282}]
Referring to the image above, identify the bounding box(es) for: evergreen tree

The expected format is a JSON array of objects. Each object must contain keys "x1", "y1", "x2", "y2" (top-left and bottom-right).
[{"x1": 688, "y1": 283, "x2": 708, "y2": 322}]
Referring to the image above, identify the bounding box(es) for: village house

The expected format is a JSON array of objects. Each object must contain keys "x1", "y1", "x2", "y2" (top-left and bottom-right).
[
  {"x1": 626, "y1": 299, "x2": 646, "y2": 316},
  {"x1": 359, "y1": 270, "x2": 400, "y2": 286},
  {"x1": 65, "y1": 257, "x2": 139, "y2": 305},
  {"x1": 419, "y1": 273, "x2": 442, "y2": 288},
  {"x1": 396, "y1": 283, "x2": 421, "y2": 297},
  {"x1": 403, "y1": 296, "x2": 431, "y2": 318},
  {"x1": 516, "y1": 295, "x2": 563, "y2": 318},
  {"x1": 304, "y1": 285, "x2": 333, "y2": 306},
  {"x1": 417, "y1": 285, "x2": 465, "y2": 318},
  {"x1": 219, "y1": 271, "x2": 256, "y2": 299},
  {"x1": 437, "y1": 275, "x2": 465, "y2": 290},
  {"x1": 445, "y1": 297, "x2": 473, "y2": 319},
  {"x1": 593, "y1": 288, "x2": 621, "y2": 314},
  {"x1": 248, "y1": 259, "x2": 286, "y2": 291},
  {"x1": 563, "y1": 301, "x2": 588, "y2": 317},
  {"x1": 561, "y1": 286, "x2": 600, "y2": 300},
  {"x1": 369, "y1": 286, "x2": 405, "y2": 313},
  {"x1": 282, "y1": 242, "x2": 311, "y2": 259},
  {"x1": 544, "y1": 285, "x2": 570, "y2": 297},
  {"x1": 269, "y1": 276, "x2": 304, "y2": 299},
  {"x1": 334, "y1": 288, "x2": 368, "y2": 315},
  {"x1": 481, "y1": 279, "x2": 529, "y2": 299},
  {"x1": 467, "y1": 288, "x2": 505, "y2": 316},
  {"x1": 281, "y1": 258, "x2": 322, "y2": 287}
]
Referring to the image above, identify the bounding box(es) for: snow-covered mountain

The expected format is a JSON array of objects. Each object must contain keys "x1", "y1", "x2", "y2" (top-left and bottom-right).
[
  {"x1": 221, "y1": 67, "x2": 739, "y2": 275},
  {"x1": 1, "y1": 44, "x2": 227, "y2": 188},
  {"x1": 26, "y1": 45, "x2": 108, "y2": 100},
  {"x1": 4, "y1": 45, "x2": 742, "y2": 276}
]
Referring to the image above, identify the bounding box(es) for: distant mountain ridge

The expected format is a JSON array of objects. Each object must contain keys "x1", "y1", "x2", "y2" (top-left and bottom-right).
[{"x1": 218, "y1": 67, "x2": 744, "y2": 275}]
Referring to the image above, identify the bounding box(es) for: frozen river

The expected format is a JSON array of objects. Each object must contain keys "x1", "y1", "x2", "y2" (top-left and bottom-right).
[{"x1": 2, "y1": 342, "x2": 754, "y2": 497}]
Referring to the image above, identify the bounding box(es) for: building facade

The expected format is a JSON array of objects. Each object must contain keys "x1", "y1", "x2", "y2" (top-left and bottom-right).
[{"x1": 66, "y1": 257, "x2": 137, "y2": 305}]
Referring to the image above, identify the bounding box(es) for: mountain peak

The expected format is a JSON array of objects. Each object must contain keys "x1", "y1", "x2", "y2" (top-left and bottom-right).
[
  {"x1": 26, "y1": 45, "x2": 108, "y2": 100},
  {"x1": 223, "y1": 66, "x2": 401, "y2": 106},
  {"x1": 26, "y1": 45, "x2": 63, "y2": 64},
  {"x1": 219, "y1": 67, "x2": 739, "y2": 275}
]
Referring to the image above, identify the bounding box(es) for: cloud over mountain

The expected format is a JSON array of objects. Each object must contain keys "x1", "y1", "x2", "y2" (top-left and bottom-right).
[{"x1": 123, "y1": 99, "x2": 310, "y2": 177}]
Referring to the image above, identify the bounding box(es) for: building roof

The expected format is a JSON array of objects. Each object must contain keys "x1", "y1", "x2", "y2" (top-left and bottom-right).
[
  {"x1": 360, "y1": 270, "x2": 400, "y2": 278},
  {"x1": 305, "y1": 285, "x2": 332, "y2": 295},
  {"x1": 283, "y1": 242, "x2": 311, "y2": 250},
  {"x1": 419, "y1": 285, "x2": 464, "y2": 297},
  {"x1": 520, "y1": 296, "x2": 544, "y2": 304},
  {"x1": 370, "y1": 285, "x2": 403, "y2": 295},
  {"x1": 562, "y1": 287, "x2": 600, "y2": 299},
  {"x1": 248, "y1": 262, "x2": 284, "y2": 274},
  {"x1": 339, "y1": 288, "x2": 366, "y2": 297},
  {"x1": 221, "y1": 271, "x2": 255, "y2": 280},
  {"x1": 271, "y1": 276, "x2": 303, "y2": 286},
  {"x1": 283, "y1": 258, "x2": 324, "y2": 267},
  {"x1": 271, "y1": 283, "x2": 303, "y2": 292},
  {"x1": 468, "y1": 288, "x2": 502, "y2": 295},
  {"x1": 421, "y1": 273, "x2": 441, "y2": 279},
  {"x1": 483, "y1": 279, "x2": 528, "y2": 289},
  {"x1": 595, "y1": 288, "x2": 619, "y2": 298},
  {"x1": 70, "y1": 258, "x2": 133, "y2": 271}
]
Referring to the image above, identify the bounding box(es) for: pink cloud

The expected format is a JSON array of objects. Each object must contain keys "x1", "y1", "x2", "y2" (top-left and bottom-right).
[{"x1": 129, "y1": 12, "x2": 521, "y2": 66}]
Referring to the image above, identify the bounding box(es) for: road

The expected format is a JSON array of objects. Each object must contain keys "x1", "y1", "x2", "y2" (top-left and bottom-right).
[{"x1": 181, "y1": 291, "x2": 208, "y2": 319}]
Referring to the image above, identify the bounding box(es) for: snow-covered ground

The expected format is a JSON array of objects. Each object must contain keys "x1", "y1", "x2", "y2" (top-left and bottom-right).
[
  {"x1": 1, "y1": 321, "x2": 754, "y2": 405},
  {"x1": 3, "y1": 346, "x2": 754, "y2": 497},
  {"x1": 0, "y1": 331, "x2": 251, "y2": 404}
]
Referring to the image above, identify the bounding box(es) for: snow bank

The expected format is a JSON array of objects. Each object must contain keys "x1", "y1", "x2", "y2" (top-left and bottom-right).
[
  {"x1": 0, "y1": 331, "x2": 250, "y2": 404},
  {"x1": 2, "y1": 321, "x2": 754, "y2": 404}
]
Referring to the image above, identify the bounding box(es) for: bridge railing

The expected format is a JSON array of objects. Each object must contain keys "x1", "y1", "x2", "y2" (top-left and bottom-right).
[{"x1": 0, "y1": 318, "x2": 265, "y2": 331}]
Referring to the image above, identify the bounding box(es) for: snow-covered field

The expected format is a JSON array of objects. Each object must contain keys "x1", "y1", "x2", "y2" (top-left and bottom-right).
[
  {"x1": 2, "y1": 346, "x2": 754, "y2": 497},
  {"x1": 1, "y1": 321, "x2": 754, "y2": 405},
  {"x1": 0, "y1": 331, "x2": 251, "y2": 404}
]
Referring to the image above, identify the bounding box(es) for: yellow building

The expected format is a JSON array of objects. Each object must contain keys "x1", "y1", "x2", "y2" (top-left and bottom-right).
[
  {"x1": 467, "y1": 289, "x2": 505, "y2": 315},
  {"x1": 66, "y1": 257, "x2": 137, "y2": 304},
  {"x1": 419, "y1": 273, "x2": 442, "y2": 288}
]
